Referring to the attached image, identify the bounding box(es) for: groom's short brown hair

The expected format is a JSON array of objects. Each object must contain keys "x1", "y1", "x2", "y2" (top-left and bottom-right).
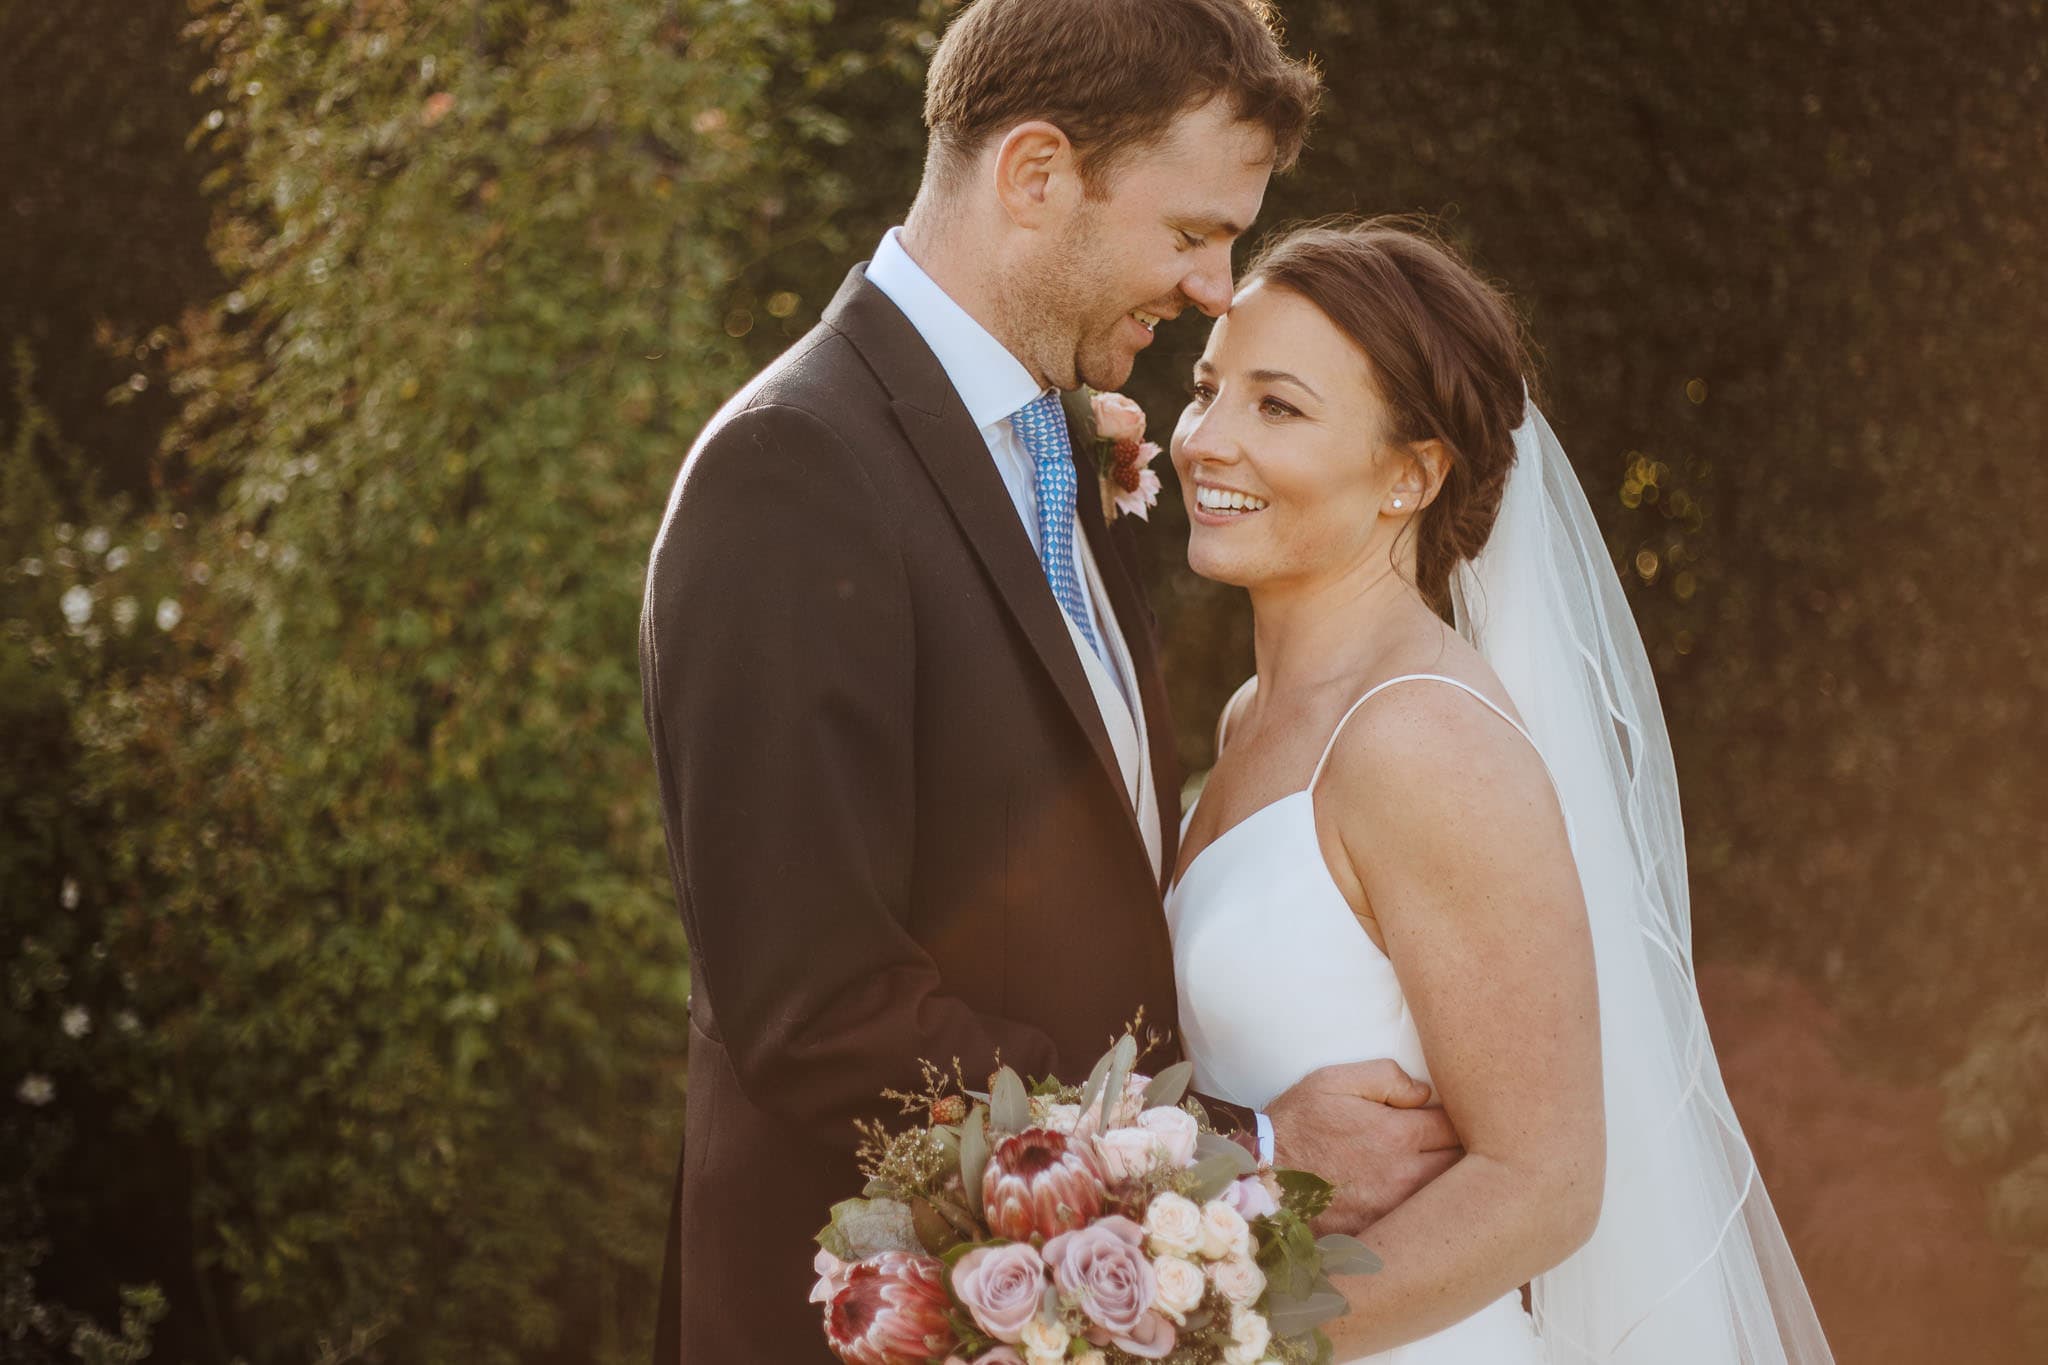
[{"x1": 923, "y1": 0, "x2": 1321, "y2": 192}]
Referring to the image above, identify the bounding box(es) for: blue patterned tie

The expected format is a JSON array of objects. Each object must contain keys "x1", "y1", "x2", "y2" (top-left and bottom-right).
[{"x1": 1010, "y1": 391, "x2": 1102, "y2": 659}]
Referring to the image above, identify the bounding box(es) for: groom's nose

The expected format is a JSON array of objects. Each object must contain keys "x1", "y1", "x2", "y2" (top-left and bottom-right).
[{"x1": 1181, "y1": 248, "x2": 1235, "y2": 318}]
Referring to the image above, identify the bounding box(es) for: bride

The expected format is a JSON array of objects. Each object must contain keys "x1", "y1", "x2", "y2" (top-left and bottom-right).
[{"x1": 1164, "y1": 218, "x2": 1833, "y2": 1364}]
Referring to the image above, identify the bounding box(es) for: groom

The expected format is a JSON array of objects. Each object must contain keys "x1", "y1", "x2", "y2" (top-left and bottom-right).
[{"x1": 640, "y1": 1, "x2": 1457, "y2": 1359}]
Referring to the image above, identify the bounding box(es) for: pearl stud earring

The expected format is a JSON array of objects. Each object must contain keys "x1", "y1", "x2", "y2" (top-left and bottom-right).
[{"x1": 1392, "y1": 498, "x2": 1404, "y2": 509}]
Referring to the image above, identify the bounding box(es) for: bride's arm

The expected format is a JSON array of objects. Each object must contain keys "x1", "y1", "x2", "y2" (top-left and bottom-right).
[{"x1": 1314, "y1": 682, "x2": 1604, "y2": 1355}]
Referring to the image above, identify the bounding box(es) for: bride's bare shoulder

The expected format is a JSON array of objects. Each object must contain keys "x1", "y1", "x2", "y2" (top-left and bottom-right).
[{"x1": 1315, "y1": 648, "x2": 1555, "y2": 847}]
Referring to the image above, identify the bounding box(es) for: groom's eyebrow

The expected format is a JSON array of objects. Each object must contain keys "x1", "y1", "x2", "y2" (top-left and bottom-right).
[{"x1": 1175, "y1": 214, "x2": 1247, "y2": 239}]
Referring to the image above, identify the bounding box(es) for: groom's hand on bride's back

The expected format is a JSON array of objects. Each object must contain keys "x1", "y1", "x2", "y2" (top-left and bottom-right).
[{"x1": 1267, "y1": 1058, "x2": 1462, "y2": 1235}]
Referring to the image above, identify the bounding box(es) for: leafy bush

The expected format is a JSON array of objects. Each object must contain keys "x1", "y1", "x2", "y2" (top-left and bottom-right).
[{"x1": 7, "y1": 0, "x2": 932, "y2": 1359}]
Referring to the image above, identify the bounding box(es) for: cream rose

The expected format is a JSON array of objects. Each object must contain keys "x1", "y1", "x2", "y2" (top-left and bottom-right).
[
  {"x1": 1152, "y1": 1255, "x2": 1207, "y2": 1323},
  {"x1": 1222, "y1": 1305, "x2": 1273, "y2": 1365},
  {"x1": 1143, "y1": 1191, "x2": 1204, "y2": 1258},
  {"x1": 1209, "y1": 1253, "x2": 1266, "y2": 1307},
  {"x1": 1019, "y1": 1314, "x2": 1070, "y2": 1365},
  {"x1": 1199, "y1": 1200, "x2": 1252, "y2": 1260},
  {"x1": 1135, "y1": 1106, "x2": 1199, "y2": 1168}
]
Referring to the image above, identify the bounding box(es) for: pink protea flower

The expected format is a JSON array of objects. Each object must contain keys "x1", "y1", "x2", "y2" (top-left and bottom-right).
[
  {"x1": 822, "y1": 1252, "x2": 958, "y2": 1365},
  {"x1": 982, "y1": 1127, "x2": 1108, "y2": 1242}
]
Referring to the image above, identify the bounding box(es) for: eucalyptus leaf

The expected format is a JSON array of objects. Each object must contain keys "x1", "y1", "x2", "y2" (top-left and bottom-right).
[
  {"x1": 1141, "y1": 1059, "x2": 1194, "y2": 1109},
  {"x1": 1076, "y1": 1043, "x2": 1116, "y2": 1118},
  {"x1": 822, "y1": 1196, "x2": 921, "y2": 1258},
  {"x1": 990, "y1": 1067, "x2": 1030, "y2": 1134},
  {"x1": 909, "y1": 1196, "x2": 964, "y2": 1254},
  {"x1": 1097, "y1": 1033, "x2": 1137, "y2": 1130},
  {"x1": 1193, "y1": 1130, "x2": 1256, "y2": 1176},
  {"x1": 1183, "y1": 1151, "x2": 1244, "y2": 1203},
  {"x1": 960, "y1": 1103, "x2": 989, "y2": 1212},
  {"x1": 1264, "y1": 1287, "x2": 1350, "y2": 1337},
  {"x1": 1315, "y1": 1233, "x2": 1383, "y2": 1276}
]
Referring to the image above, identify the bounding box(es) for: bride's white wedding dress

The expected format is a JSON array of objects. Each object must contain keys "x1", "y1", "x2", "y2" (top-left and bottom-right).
[
  {"x1": 1162, "y1": 399, "x2": 1832, "y2": 1365},
  {"x1": 1168, "y1": 672, "x2": 1549, "y2": 1365}
]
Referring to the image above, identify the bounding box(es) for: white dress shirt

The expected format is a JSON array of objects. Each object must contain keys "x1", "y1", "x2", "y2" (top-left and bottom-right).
[{"x1": 865, "y1": 227, "x2": 1163, "y2": 880}]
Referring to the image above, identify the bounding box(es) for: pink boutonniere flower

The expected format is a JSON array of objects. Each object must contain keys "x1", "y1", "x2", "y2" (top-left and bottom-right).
[{"x1": 1088, "y1": 390, "x2": 1164, "y2": 523}]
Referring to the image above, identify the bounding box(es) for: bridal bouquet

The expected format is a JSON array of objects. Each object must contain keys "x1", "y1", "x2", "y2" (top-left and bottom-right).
[{"x1": 813, "y1": 1033, "x2": 1379, "y2": 1365}]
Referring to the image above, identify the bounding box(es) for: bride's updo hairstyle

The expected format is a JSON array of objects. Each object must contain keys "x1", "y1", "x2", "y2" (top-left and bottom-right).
[{"x1": 1240, "y1": 217, "x2": 1533, "y2": 612}]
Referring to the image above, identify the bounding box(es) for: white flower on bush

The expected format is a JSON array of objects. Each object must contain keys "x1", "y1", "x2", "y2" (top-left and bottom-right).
[
  {"x1": 16, "y1": 1074, "x2": 55, "y2": 1106},
  {"x1": 1223, "y1": 1304, "x2": 1273, "y2": 1365},
  {"x1": 1199, "y1": 1199, "x2": 1252, "y2": 1260},
  {"x1": 1209, "y1": 1253, "x2": 1265, "y2": 1307},
  {"x1": 155, "y1": 598, "x2": 183, "y2": 631},
  {"x1": 60, "y1": 877, "x2": 78, "y2": 911},
  {"x1": 1136, "y1": 1105, "x2": 1199, "y2": 1167},
  {"x1": 60, "y1": 585, "x2": 93, "y2": 627},
  {"x1": 1019, "y1": 1314, "x2": 1070, "y2": 1365},
  {"x1": 61, "y1": 1007, "x2": 91, "y2": 1039},
  {"x1": 1152, "y1": 1255, "x2": 1206, "y2": 1323},
  {"x1": 1143, "y1": 1191, "x2": 1204, "y2": 1258}
]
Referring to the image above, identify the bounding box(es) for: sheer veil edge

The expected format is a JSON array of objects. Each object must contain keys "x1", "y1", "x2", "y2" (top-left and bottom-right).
[{"x1": 1450, "y1": 401, "x2": 1834, "y2": 1364}]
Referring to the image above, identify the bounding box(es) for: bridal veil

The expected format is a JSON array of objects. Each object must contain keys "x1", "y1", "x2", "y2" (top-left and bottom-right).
[{"x1": 1449, "y1": 401, "x2": 1834, "y2": 1364}]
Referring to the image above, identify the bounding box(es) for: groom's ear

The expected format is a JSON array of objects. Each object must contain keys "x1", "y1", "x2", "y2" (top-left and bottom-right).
[
  {"x1": 1396, "y1": 440, "x2": 1452, "y2": 513},
  {"x1": 992, "y1": 121, "x2": 1084, "y2": 228}
]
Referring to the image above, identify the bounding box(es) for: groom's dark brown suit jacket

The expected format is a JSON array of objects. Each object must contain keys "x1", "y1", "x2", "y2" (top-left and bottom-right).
[{"x1": 639, "y1": 265, "x2": 1242, "y2": 1362}]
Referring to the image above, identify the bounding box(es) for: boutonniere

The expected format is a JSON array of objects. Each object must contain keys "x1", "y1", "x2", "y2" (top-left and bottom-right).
[{"x1": 1086, "y1": 390, "x2": 1164, "y2": 523}]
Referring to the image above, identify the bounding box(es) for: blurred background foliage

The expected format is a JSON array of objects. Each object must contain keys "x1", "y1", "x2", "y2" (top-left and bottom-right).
[{"x1": 0, "y1": 0, "x2": 2041, "y2": 1361}]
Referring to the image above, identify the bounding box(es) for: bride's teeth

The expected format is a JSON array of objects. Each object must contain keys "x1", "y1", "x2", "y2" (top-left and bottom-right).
[{"x1": 1196, "y1": 485, "x2": 1268, "y2": 513}]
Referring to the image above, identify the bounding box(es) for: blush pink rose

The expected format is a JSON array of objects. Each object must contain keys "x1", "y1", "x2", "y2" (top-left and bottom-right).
[
  {"x1": 948, "y1": 1242, "x2": 1046, "y2": 1343},
  {"x1": 1040, "y1": 1216, "x2": 1176, "y2": 1358},
  {"x1": 1090, "y1": 391, "x2": 1147, "y2": 443},
  {"x1": 1093, "y1": 1125, "x2": 1168, "y2": 1182},
  {"x1": 1136, "y1": 1106, "x2": 1199, "y2": 1167},
  {"x1": 1222, "y1": 1173, "x2": 1281, "y2": 1221}
]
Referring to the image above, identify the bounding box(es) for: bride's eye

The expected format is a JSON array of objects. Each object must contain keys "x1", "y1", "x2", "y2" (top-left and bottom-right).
[
  {"x1": 1188, "y1": 380, "x2": 1216, "y2": 405},
  {"x1": 1260, "y1": 396, "x2": 1301, "y2": 419}
]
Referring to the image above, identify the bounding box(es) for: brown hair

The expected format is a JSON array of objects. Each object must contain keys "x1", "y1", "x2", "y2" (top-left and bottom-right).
[
  {"x1": 922, "y1": 0, "x2": 1321, "y2": 193},
  {"x1": 1243, "y1": 216, "x2": 1534, "y2": 612}
]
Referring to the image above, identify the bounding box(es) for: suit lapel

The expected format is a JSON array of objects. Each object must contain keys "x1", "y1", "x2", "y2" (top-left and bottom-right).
[
  {"x1": 824, "y1": 268, "x2": 1137, "y2": 827},
  {"x1": 1071, "y1": 414, "x2": 1184, "y2": 888}
]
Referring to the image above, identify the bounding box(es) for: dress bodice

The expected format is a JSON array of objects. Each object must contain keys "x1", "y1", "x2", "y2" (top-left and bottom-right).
[{"x1": 1164, "y1": 673, "x2": 1546, "y2": 1365}]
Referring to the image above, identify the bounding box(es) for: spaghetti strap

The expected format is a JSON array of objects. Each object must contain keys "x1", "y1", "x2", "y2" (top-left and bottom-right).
[
  {"x1": 1213, "y1": 675, "x2": 1260, "y2": 756},
  {"x1": 1306, "y1": 673, "x2": 1538, "y2": 790}
]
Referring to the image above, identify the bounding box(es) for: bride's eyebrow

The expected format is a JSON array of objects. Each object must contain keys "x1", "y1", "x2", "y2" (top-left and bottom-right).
[{"x1": 1247, "y1": 368, "x2": 1323, "y2": 402}]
